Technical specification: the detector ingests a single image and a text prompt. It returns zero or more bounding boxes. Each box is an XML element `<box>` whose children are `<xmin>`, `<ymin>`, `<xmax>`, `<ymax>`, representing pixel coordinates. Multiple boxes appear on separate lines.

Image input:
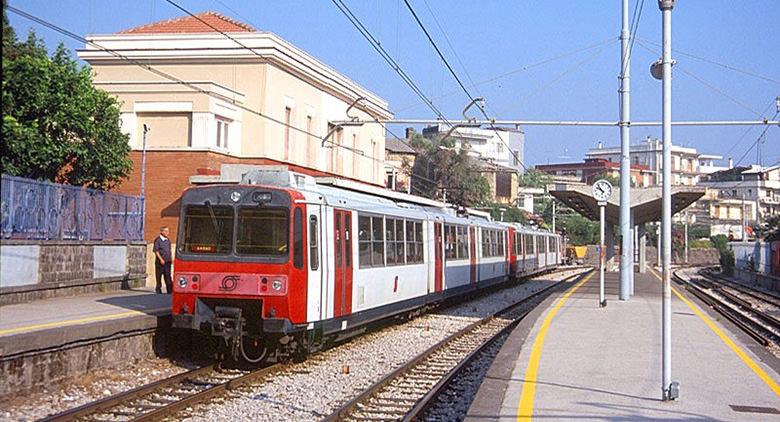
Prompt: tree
<box><xmin>406</xmin><ymin>134</ymin><xmax>491</xmax><ymax>207</ymax></box>
<box><xmin>2</xmin><ymin>5</ymin><xmax>132</xmax><ymax>189</ymax></box>
<box><xmin>486</xmin><ymin>203</ymin><xmax>528</xmax><ymax>223</ymax></box>
<box><xmin>518</xmin><ymin>168</ymin><xmax>552</xmax><ymax>188</ymax></box>
<box><xmin>558</xmin><ymin>214</ymin><xmax>598</xmax><ymax>245</ymax></box>
<box><xmin>758</xmin><ymin>215</ymin><xmax>780</xmax><ymax>242</ymax></box>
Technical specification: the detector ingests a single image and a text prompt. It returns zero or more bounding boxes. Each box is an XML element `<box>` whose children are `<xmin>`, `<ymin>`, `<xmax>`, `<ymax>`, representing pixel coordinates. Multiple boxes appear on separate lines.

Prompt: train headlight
<box><xmin>178</xmin><ymin>276</ymin><xmax>188</xmax><ymax>288</ymax></box>
<box><xmin>272</xmin><ymin>279</ymin><xmax>283</xmax><ymax>291</ymax></box>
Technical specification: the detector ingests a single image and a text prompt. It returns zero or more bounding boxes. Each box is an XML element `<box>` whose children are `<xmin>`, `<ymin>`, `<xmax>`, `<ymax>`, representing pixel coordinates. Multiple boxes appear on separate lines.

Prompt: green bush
<box><xmin>689</xmin><ymin>239</ymin><xmax>712</xmax><ymax>249</ymax></box>
<box><xmin>710</xmin><ymin>234</ymin><xmax>734</xmax><ymax>275</ymax></box>
<box><xmin>720</xmin><ymin>249</ymin><xmax>735</xmax><ymax>276</ymax></box>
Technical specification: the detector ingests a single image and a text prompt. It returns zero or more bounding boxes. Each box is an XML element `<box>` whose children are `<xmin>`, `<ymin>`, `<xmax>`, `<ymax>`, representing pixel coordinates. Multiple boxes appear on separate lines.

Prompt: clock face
<box><xmin>592</xmin><ymin>180</ymin><xmax>613</xmax><ymax>201</ymax></box>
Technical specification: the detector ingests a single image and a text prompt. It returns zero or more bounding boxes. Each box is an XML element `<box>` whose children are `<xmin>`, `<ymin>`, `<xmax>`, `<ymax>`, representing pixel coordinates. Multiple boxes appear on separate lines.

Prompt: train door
<box><xmin>507</xmin><ymin>229</ymin><xmax>515</xmax><ymax>276</ymax></box>
<box><xmin>469</xmin><ymin>227</ymin><xmax>477</xmax><ymax>283</ymax></box>
<box><xmin>505</xmin><ymin>231</ymin><xmax>511</xmax><ymax>276</ymax></box>
<box><xmin>333</xmin><ymin>209</ymin><xmax>353</xmax><ymax>318</ymax></box>
<box><xmin>307</xmin><ymin>205</ymin><xmax>324</xmax><ymax>322</ymax></box>
<box><xmin>521</xmin><ymin>233</ymin><xmax>526</xmax><ymax>273</ymax></box>
<box><xmin>434</xmin><ymin>222</ymin><xmax>443</xmax><ymax>292</ymax></box>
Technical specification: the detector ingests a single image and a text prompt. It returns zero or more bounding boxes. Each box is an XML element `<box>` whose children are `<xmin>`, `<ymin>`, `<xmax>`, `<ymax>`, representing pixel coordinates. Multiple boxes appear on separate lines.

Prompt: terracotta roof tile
<box><xmin>119</xmin><ymin>11</ymin><xmax>255</xmax><ymax>34</ymax></box>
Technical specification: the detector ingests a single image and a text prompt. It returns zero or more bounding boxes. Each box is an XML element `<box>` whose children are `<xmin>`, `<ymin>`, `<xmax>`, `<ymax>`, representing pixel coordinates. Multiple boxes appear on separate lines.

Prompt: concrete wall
<box><xmin>730</xmin><ymin>241</ymin><xmax>778</xmax><ymax>275</ymax></box>
<box><xmin>0</xmin><ymin>241</ymin><xmax>147</xmax><ymax>305</ymax></box>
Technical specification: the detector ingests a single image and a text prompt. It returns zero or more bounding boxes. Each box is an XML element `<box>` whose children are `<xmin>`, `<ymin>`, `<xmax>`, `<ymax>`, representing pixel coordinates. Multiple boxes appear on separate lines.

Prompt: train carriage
<box><xmin>171</xmin><ymin>167</ymin><xmax>561</xmax><ymax>361</ymax></box>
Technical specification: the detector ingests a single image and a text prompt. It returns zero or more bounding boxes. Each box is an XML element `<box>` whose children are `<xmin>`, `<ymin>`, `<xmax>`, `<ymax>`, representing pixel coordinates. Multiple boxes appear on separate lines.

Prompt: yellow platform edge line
<box><xmin>516</xmin><ymin>272</ymin><xmax>594</xmax><ymax>421</ymax></box>
<box><xmin>650</xmin><ymin>268</ymin><xmax>780</xmax><ymax>398</ymax></box>
<box><xmin>0</xmin><ymin>306</ymin><xmax>170</xmax><ymax>336</ymax></box>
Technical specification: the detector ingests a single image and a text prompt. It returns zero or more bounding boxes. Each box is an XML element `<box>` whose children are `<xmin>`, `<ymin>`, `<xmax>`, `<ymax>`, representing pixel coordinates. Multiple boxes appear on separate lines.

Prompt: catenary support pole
<box><xmin>619</xmin><ymin>0</ymin><xmax>632</xmax><ymax>301</ymax></box>
<box><xmin>659</xmin><ymin>0</ymin><xmax>677</xmax><ymax>401</ymax></box>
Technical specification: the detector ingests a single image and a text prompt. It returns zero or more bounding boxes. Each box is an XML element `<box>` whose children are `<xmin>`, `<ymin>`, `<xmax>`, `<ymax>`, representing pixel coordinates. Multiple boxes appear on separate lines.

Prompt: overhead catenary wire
<box><xmin>636</xmin><ymin>37</ymin><xmax>780</xmax><ymax>86</ymax></box>
<box><xmin>329</xmin><ymin>0</ymin><xmax>452</xmax><ymax>127</ymax></box>
<box><xmin>393</xmin><ymin>37</ymin><xmax>618</xmax><ymax>113</ymax></box>
<box><xmin>165</xmin><ymin>0</ymin><xmax>444</xmax><ymax>191</ymax></box>
<box><xmin>6</xmin><ymin>4</ymin><xmax>446</xmax><ymax>192</ymax></box>
<box><xmin>400</xmin><ymin>0</ymin><xmax>529</xmax><ymax>171</ymax></box>
<box><xmin>634</xmin><ymin>40</ymin><xmax>765</xmax><ymax>117</ymax></box>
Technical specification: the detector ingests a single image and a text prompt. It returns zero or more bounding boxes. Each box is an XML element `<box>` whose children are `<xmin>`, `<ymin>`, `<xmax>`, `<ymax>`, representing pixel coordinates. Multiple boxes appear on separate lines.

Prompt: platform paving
<box><xmin>469</xmin><ymin>270</ymin><xmax>780</xmax><ymax>421</ymax></box>
<box><xmin>0</xmin><ymin>287</ymin><xmax>170</xmax><ymax>356</ymax></box>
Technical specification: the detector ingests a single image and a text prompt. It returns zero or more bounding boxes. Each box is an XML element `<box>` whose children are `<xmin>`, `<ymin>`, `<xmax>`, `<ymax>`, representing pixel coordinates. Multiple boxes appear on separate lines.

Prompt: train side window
<box><xmin>293</xmin><ymin>208</ymin><xmax>303</xmax><ymax>269</ymax></box>
<box><xmin>372</xmin><ymin>216</ymin><xmax>385</xmax><ymax>266</ymax></box>
<box><xmin>345</xmin><ymin>214</ymin><xmax>352</xmax><ymax>267</ymax></box>
<box><xmin>405</xmin><ymin>220</ymin><xmax>423</xmax><ymax>264</ymax></box>
<box><xmin>457</xmin><ymin>226</ymin><xmax>468</xmax><ymax>259</ymax></box>
<box><xmin>358</xmin><ymin>216</ymin><xmax>371</xmax><ymax>267</ymax></box>
<box><xmin>309</xmin><ymin>215</ymin><xmax>319</xmax><ymax>271</ymax></box>
<box><xmin>445</xmin><ymin>225</ymin><xmax>457</xmax><ymax>259</ymax></box>
<box><xmin>386</xmin><ymin>218</ymin><xmax>398</xmax><ymax>265</ymax></box>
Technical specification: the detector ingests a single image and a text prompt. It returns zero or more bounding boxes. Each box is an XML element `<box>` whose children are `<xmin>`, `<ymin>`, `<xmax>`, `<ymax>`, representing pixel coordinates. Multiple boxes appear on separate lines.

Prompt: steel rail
<box><xmin>41</xmin><ymin>267</ymin><xmax>584</xmax><ymax>422</ymax></box>
<box><xmin>324</xmin><ymin>269</ymin><xmax>592</xmax><ymax>422</ymax></box>
<box><xmin>699</xmin><ymin>268</ymin><xmax>780</xmax><ymax>308</ymax></box>
<box><xmin>404</xmin><ymin>270</ymin><xmax>588</xmax><ymax>421</ymax></box>
<box><xmin>673</xmin><ymin>270</ymin><xmax>779</xmax><ymax>348</ymax></box>
<box><xmin>41</xmin><ymin>363</ymin><xmax>282</xmax><ymax>422</ymax></box>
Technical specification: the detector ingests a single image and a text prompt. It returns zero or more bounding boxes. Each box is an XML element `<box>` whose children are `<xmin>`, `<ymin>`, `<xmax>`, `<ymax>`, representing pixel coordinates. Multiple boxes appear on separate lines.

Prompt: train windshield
<box><xmin>180</xmin><ymin>205</ymin><xmax>234</xmax><ymax>254</ymax></box>
<box><xmin>236</xmin><ymin>208</ymin><xmax>290</xmax><ymax>257</ymax></box>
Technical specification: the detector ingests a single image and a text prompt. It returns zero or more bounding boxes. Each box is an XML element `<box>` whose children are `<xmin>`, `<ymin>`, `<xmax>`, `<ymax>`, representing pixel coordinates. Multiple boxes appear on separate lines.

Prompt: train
<box><xmin>171</xmin><ymin>167</ymin><xmax>563</xmax><ymax>362</ymax></box>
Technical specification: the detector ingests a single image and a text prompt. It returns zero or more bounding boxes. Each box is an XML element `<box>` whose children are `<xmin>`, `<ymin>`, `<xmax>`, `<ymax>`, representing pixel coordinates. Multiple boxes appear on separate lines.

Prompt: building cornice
<box><xmin>77</xmin><ymin>32</ymin><xmax>393</xmax><ymax>120</ymax></box>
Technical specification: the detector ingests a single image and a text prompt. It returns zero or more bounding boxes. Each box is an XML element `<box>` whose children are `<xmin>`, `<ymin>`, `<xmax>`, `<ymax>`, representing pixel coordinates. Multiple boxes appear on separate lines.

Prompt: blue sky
<box><xmin>8</xmin><ymin>0</ymin><xmax>779</xmax><ymax>167</ymax></box>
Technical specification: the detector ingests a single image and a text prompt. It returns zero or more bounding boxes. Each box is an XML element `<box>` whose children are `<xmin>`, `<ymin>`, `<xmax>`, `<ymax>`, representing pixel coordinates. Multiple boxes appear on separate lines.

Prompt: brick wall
<box><xmin>116</xmin><ymin>150</ymin><xmax>364</xmax><ymax>242</ymax></box>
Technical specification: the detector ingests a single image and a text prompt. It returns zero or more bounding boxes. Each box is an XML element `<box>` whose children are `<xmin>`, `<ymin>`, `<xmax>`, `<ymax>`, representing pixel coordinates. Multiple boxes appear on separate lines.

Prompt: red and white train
<box><xmin>171</xmin><ymin>168</ymin><xmax>562</xmax><ymax>361</ymax></box>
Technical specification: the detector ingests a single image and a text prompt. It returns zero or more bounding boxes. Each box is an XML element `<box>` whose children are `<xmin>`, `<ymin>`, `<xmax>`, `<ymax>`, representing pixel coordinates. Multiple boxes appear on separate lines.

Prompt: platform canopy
<box><xmin>549</xmin><ymin>183</ymin><xmax>705</xmax><ymax>225</ymax></box>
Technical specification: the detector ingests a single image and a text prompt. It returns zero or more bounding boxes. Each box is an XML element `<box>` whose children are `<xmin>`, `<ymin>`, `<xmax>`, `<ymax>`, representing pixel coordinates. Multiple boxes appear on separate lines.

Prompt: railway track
<box><xmin>673</xmin><ymin>269</ymin><xmax>780</xmax><ymax>348</ymax></box>
<box><xmin>325</xmin><ymin>270</ymin><xmax>590</xmax><ymax>422</ymax></box>
<box><xmin>41</xmin><ymin>363</ymin><xmax>281</xmax><ymax>422</ymax></box>
<box><xmin>41</xmin><ymin>267</ymin><xmax>586</xmax><ymax>422</ymax></box>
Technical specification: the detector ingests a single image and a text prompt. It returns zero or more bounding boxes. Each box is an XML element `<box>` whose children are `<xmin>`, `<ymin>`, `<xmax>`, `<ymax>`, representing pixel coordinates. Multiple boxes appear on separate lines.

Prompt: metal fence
<box><xmin>1</xmin><ymin>174</ymin><xmax>144</xmax><ymax>241</ymax></box>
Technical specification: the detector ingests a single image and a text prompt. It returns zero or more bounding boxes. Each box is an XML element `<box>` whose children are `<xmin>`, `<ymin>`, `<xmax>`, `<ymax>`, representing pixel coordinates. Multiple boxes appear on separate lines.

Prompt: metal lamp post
<box><xmin>653</xmin><ymin>0</ymin><xmax>680</xmax><ymax>401</ymax></box>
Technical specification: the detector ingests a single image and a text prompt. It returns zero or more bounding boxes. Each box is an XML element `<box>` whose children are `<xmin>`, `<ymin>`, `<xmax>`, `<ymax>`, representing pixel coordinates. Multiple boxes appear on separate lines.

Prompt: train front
<box><xmin>171</xmin><ymin>184</ymin><xmax>308</xmax><ymax>362</ymax></box>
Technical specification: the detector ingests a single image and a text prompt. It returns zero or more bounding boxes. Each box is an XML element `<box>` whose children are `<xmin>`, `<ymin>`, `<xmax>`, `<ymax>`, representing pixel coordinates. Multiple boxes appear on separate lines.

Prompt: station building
<box><xmin>77</xmin><ymin>11</ymin><xmax>393</xmax><ymax>243</ymax></box>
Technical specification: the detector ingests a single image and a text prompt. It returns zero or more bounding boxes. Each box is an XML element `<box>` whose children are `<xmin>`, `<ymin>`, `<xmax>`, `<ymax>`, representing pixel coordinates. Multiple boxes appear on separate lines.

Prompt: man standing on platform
<box><xmin>153</xmin><ymin>226</ymin><xmax>173</xmax><ymax>294</ymax></box>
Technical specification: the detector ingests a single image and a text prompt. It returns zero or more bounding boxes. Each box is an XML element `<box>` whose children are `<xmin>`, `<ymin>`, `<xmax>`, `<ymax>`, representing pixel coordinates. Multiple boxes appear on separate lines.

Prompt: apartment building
<box><xmin>536</xmin><ymin>158</ymin><xmax>655</xmax><ymax>187</ymax></box>
<box><xmin>421</xmin><ymin>124</ymin><xmax>525</xmax><ymax>173</ymax></box>
<box><xmin>585</xmin><ymin>137</ymin><xmax>723</xmax><ymax>186</ymax></box>
<box><xmin>77</xmin><ymin>11</ymin><xmax>392</xmax><ymax>240</ymax></box>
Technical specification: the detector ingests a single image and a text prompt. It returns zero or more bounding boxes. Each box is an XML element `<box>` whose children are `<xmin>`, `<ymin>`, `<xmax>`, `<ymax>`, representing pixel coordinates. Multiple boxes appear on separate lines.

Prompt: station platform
<box><xmin>0</xmin><ymin>288</ymin><xmax>170</xmax><ymax>358</ymax></box>
<box><xmin>469</xmin><ymin>270</ymin><xmax>780</xmax><ymax>421</ymax></box>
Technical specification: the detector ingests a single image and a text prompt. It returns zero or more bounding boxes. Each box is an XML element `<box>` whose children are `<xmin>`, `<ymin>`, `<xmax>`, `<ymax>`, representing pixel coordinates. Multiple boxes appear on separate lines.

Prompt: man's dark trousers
<box><xmin>155</xmin><ymin>261</ymin><xmax>172</xmax><ymax>294</ymax></box>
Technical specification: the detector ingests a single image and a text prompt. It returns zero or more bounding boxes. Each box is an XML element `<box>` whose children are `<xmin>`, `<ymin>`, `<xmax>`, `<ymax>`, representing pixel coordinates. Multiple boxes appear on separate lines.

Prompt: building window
<box><xmin>284</xmin><ymin>107</ymin><xmax>292</xmax><ymax>160</ymax></box>
<box><xmin>216</xmin><ymin>118</ymin><xmax>230</xmax><ymax>148</ymax></box>
<box><xmin>352</xmin><ymin>133</ymin><xmax>359</xmax><ymax>177</ymax></box>
<box><xmin>306</xmin><ymin>115</ymin><xmax>314</xmax><ymax>165</ymax></box>
<box><xmin>358</xmin><ymin>215</ymin><xmax>384</xmax><ymax>268</ymax></box>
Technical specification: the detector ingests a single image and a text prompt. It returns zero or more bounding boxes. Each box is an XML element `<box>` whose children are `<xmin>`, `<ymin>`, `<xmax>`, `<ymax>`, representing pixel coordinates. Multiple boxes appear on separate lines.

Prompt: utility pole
<box><xmin>619</xmin><ymin>0</ymin><xmax>632</xmax><ymax>301</ymax></box>
<box><xmin>684</xmin><ymin>210</ymin><xmax>689</xmax><ymax>264</ymax></box>
<box><xmin>658</xmin><ymin>0</ymin><xmax>679</xmax><ymax>401</ymax></box>
<box><xmin>139</xmin><ymin>124</ymin><xmax>150</xmax><ymax>238</ymax></box>
<box><xmin>552</xmin><ymin>199</ymin><xmax>556</xmax><ymax>233</ymax></box>
<box><xmin>140</xmin><ymin>124</ymin><xmax>149</xmax><ymax>198</ymax></box>
<box><xmin>742</xmin><ymin>193</ymin><xmax>747</xmax><ymax>241</ymax></box>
